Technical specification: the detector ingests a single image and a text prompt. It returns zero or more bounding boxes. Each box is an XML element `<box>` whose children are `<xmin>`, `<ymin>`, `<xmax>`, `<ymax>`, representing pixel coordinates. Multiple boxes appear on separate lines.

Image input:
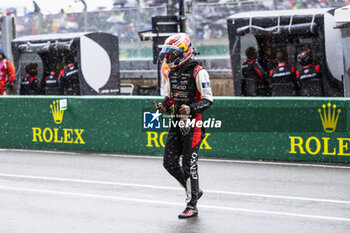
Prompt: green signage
<box><xmin>0</xmin><ymin>96</ymin><xmax>349</xmax><ymax>164</ymax></box>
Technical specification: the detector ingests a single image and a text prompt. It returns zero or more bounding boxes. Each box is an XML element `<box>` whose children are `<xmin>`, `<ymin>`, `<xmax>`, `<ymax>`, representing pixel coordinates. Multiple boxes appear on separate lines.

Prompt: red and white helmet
<box><xmin>160</xmin><ymin>33</ymin><xmax>194</xmax><ymax>69</ymax></box>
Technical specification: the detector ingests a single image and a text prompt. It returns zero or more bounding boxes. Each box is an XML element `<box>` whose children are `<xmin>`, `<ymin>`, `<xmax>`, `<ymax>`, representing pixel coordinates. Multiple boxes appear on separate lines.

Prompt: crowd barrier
<box><xmin>1</xmin><ymin>96</ymin><xmax>349</xmax><ymax>164</ymax></box>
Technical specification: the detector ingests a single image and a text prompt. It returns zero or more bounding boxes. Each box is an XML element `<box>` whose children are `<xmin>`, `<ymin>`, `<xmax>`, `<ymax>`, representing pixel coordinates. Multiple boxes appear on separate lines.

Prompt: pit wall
<box><xmin>1</xmin><ymin>96</ymin><xmax>349</xmax><ymax>164</ymax></box>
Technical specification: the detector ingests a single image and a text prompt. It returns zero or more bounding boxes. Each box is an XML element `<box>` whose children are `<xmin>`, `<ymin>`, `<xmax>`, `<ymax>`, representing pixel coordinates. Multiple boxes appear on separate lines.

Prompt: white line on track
<box><xmin>0</xmin><ymin>185</ymin><xmax>349</xmax><ymax>222</ymax></box>
<box><xmin>1</xmin><ymin>148</ymin><xmax>350</xmax><ymax>169</ymax></box>
<box><xmin>1</xmin><ymin>172</ymin><xmax>349</xmax><ymax>205</ymax></box>
<box><xmin>98</xmin><ymin>153</ymin><xmax>350</xmax><ymax>169</ymax></box>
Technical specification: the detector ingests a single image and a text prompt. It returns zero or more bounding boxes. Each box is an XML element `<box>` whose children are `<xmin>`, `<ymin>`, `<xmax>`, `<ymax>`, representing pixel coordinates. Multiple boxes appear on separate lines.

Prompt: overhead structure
<box><xmin>12</xmin><ymin>32</ymin><xmax>120</xmax><ymax>95</ymax></box>
<box><xmin>227</xmin><ymin>8</ymin><xmax>345</xmax><ymax>96</ymax></box>
<box><xmin>334</xmin><ymin>5</ymin><xmax>350</xmax><ymax>97</ymax></box>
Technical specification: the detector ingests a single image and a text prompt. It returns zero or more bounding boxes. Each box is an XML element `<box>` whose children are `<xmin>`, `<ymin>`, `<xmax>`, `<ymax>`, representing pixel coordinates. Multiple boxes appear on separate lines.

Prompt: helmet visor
<box><xmin>160</xmin><ymin>45</ymin><xmax>182</xmax><ymax>55</ymax></box>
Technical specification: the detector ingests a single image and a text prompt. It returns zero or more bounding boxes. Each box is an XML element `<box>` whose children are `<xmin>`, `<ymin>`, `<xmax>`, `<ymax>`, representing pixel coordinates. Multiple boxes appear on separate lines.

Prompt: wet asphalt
<box><xmin>0</xmin><ymin>150</ymin><xmax>349</xmax><ymax>233</ymax></box>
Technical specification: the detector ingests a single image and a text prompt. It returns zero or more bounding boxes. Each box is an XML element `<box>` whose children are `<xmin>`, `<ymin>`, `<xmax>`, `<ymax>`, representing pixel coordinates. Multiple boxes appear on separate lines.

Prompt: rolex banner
<box><xmin>0</xmin><ymin>96</ymin><xmax>349</xmax><ymax>164</ymax></box>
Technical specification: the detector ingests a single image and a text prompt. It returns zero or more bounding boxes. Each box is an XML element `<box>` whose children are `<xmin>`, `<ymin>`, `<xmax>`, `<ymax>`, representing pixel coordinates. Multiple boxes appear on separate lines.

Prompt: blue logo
<box><xmin>202</xmin><ymin>82</ymin><xmax>211</xmax><ymax>88</ymax></box>
<box><xmin>143</xmin><ymin>111</ymin><xmax>162</xmax><ymax>129</ymax></box>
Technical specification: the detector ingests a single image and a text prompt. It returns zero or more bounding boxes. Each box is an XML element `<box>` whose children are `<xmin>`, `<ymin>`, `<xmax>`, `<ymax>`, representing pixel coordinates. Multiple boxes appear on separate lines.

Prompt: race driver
<box><xmin>156</xmin><ymin>33</ymin><xmax>213</xmax><ymax>219</ymax></box>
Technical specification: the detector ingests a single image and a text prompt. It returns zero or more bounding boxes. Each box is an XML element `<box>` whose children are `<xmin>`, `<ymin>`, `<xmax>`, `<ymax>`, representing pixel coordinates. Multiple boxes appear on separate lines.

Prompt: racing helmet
<box><xmin>297</xmin><ymin>49</ymin><xmax>312</xmax><ymax>66</ymax></box>
<box><xmin>160</xmin><ymin>33</ymin><xmax>194</xmax><ymax>69</ymax></box>
<box><xmin>25</xmin><ymin>63</ymin><xmax>38</xmax><ymax>76</ymax></box>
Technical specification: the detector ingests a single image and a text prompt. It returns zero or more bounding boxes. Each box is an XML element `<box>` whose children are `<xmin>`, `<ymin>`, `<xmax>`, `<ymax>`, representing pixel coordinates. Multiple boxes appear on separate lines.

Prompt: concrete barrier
<box><xmin>1</xmin><ymin>96</ymin><xmax>349</xmax><ymax>164</ymax></box>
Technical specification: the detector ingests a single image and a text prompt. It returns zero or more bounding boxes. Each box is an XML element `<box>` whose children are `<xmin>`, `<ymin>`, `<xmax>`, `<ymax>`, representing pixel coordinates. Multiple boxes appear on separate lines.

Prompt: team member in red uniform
<box><xmin>269</xmin><ymin>50</ymin><xmax>298</xmax><ymax>92</ymax></box>
<box><xmin>43</xmin><ymin>71</ymin><xmax>61</xmax><ymax>95</ymax></box>
<box><xmin>242</xmin><ymin>46</ymin><xmax>268</xmax><ymax>96</ymax></box>
<box><xmin>156</xmin><ymin>33</ymin><xmax>213</xmax><ymax>219</ymax></box>
<box><xmin>296</xmin><ymin>49</ymin><xmax>322</xmax><ymax>95</ymax></box>
<box><xmin>43</xmin><ymin>63</ymin><xmax>64</xmax><ymax>95</ymax></box>
<box><xmin>60</xmin><ymin>55</ymin><xmax>80</xmax><ymax>95</ymax></box>
<box><xmin>296</xmin><ymin>49</ymin><xmax>320</xmax><ymax>80</ymax></box>
<box><xmin>20</xmin><ymin>63</ymin><xmax>41</xmax><ymax>95</ymax></box>
<box><xmin>0</xmin><ymin>48</ymin><xmax>16</xmax><ymax>95</ymax></box>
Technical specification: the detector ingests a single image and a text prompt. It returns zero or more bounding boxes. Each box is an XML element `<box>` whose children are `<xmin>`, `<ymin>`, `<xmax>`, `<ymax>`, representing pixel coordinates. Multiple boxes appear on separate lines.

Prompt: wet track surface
<box><xmin>0</xmin><ymin>150</ymin><xmax>349</xmax><ymax>233</ymax></box>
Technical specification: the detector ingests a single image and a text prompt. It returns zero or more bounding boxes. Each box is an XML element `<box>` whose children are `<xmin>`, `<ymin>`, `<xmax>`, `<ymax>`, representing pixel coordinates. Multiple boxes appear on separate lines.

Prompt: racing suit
<box><xmin>161</xmin><ymin>59</ymin><xmax>213</xmax><ymax>207</ymax></box>
<box><xmin>242</xmin><ymin>58</ymin><xmax>268</xmax><ymax>96</ymax></box>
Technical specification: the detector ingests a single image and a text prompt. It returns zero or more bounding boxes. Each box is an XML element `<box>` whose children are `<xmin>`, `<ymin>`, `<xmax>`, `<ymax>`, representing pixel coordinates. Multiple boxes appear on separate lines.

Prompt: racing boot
<box><xmin>178</xmin><ymin>205</ymin><xmax>198</xmax><ymax>219</ymax></box>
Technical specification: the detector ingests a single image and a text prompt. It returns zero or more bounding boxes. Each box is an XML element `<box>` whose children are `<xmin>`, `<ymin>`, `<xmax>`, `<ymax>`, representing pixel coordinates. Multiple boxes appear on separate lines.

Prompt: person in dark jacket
<box><xmin>60</xmin><ymin>55</ymin><xmax>80</xmax><ymax>95</ymax></box>
<box><xmin>296</xmin><ymin>49</ymin><xmax>322</xmax><ymax>96</ymax></box>
<box><xmin>242</xmin><ymin>46</ymin><xmax>268</xmax><ymax>96</ymax></box>
<box><xmin>296</xmin><ymin>49</ymin><xmax>320</xmax><ymax>80</ymax></box>
<box><xmin>20</xmin><ymin>63</ymin><xmax>41</xmax><ymax>95</ymax></box>
<box><xmin>43</xmin><ymin>62</ymin><xmax>64</xmax><ymax>95</ymax></box>
<box><xmin>269</xmin><ymin>49</ymin><xmax>298</xmax><ymax>94</ymax></box>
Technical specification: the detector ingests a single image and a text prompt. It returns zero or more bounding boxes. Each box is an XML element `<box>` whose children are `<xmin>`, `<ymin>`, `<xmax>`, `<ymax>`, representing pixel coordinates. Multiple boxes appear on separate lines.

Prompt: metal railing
<box><xmin>12</xmin><ymin>2</ymin><xmax>269</xmax><ymax>59</ymax></box>
<box><xmin>15</xmin><ymin>5</ymin><xmax>167</xmax><ymax>42</ymax></box>
<box><xmin>10</xmin><ymin>0</ymin><xmax>342</xmax><ymax>59</ymax></box>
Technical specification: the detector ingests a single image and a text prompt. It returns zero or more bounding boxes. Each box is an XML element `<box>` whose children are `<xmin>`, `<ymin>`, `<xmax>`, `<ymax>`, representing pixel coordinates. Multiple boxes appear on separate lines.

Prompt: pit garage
<box><xmin>11</xmin><ymin>32</ymin><xmax>121</xmax><ymax>95</ymax></box>
<box><xmin>227</xmin><ymin>8</ymin><xmax>345</xmax><ymax>96</ymax></box>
